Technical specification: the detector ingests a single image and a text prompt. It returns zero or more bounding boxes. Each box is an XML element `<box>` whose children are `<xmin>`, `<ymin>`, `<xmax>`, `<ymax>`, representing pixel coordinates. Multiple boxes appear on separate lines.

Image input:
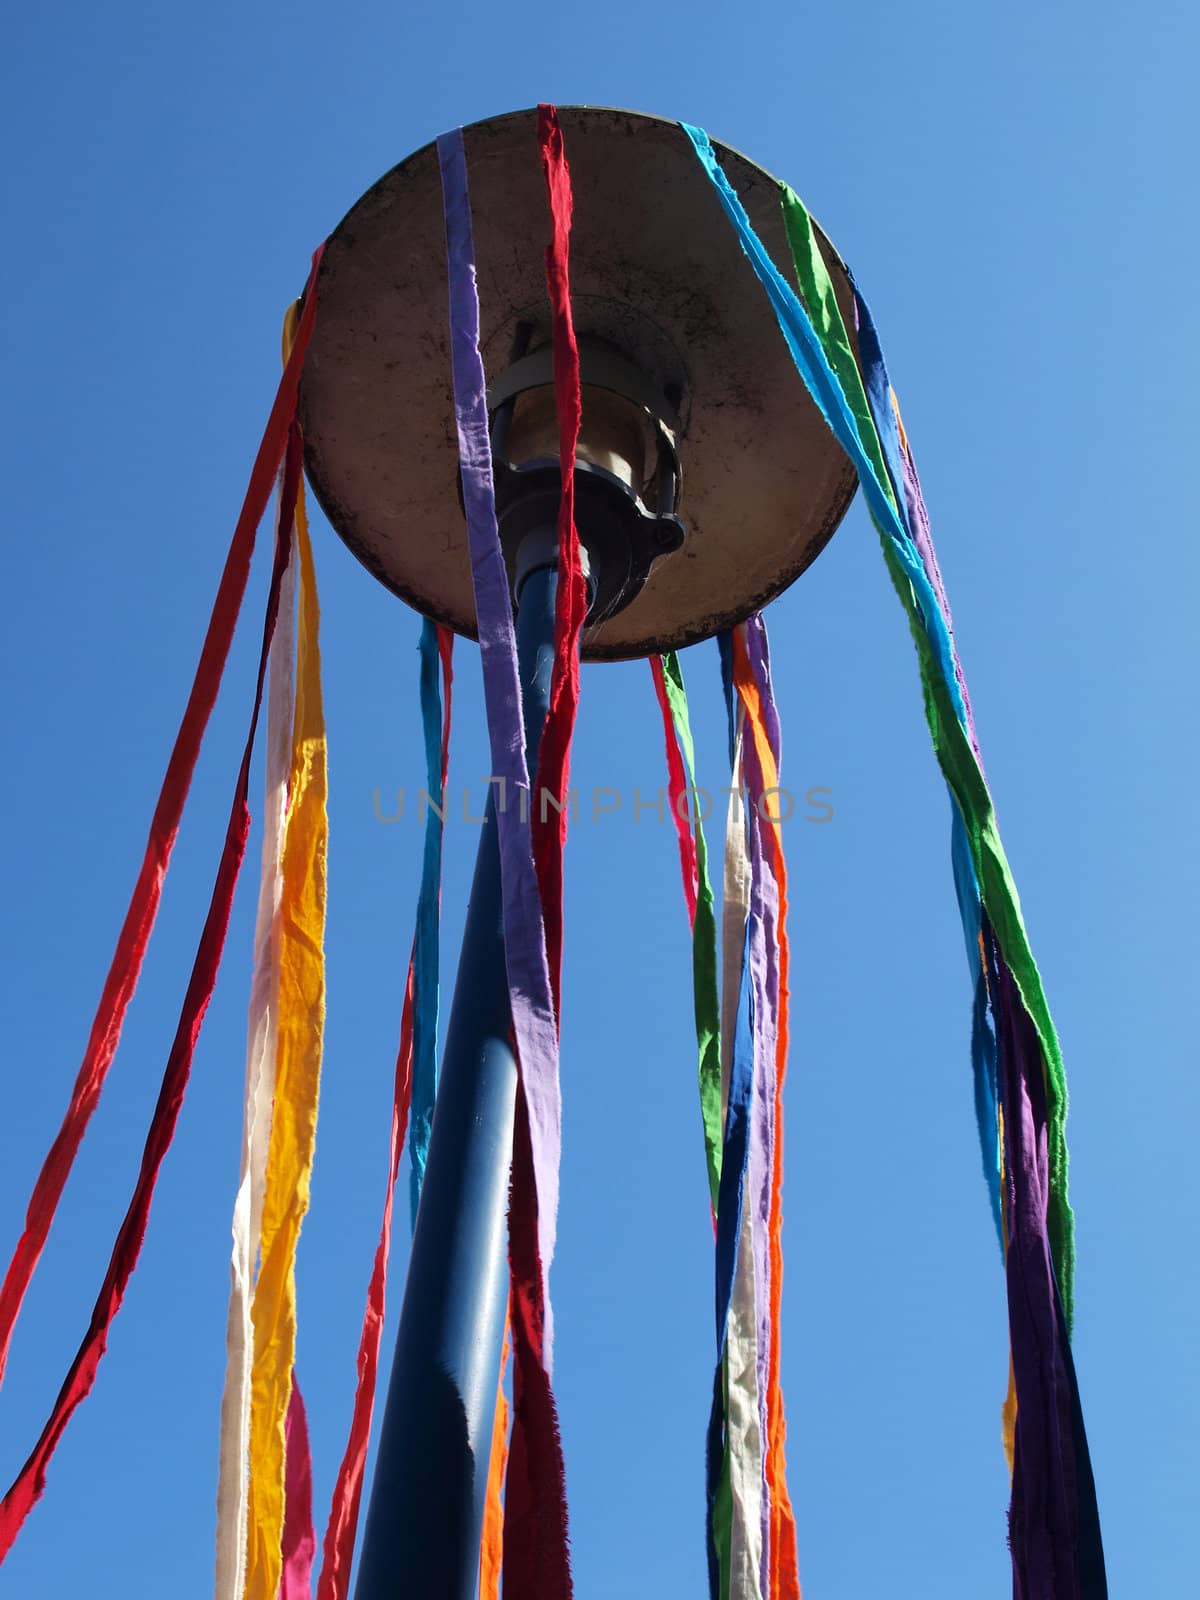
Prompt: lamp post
<box><xmin>352</xmin><ymin>555</ymin><xmax>557</xmax><ymax>1600</ymax></box>
<box><xmin>297</xmin><ymin>105</ymin><xmax>862</xmax><ymax>1599</ymax></box>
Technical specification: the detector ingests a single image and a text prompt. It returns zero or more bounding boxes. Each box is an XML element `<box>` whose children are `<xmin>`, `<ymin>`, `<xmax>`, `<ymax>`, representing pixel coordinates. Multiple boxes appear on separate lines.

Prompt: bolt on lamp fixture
<box><xmin>490</xmin><ymin>335</ymin><xmax>686</xmax><ymax>622</ymax></box>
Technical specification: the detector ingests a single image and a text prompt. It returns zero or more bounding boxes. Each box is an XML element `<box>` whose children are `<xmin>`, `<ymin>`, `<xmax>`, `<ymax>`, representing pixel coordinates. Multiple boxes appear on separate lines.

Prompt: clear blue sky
<box><xmin>1</xmin><ymin>4</ymin><xmax>1195</xmax><ymax>1595</ymax></box>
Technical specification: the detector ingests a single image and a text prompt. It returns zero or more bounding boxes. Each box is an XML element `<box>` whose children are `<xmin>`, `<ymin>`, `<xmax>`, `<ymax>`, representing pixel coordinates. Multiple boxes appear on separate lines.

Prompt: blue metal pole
<box><xmin>353</xmin><ymin>556</ymin><xmax>559</xmax><ymax>1600</ymax></box>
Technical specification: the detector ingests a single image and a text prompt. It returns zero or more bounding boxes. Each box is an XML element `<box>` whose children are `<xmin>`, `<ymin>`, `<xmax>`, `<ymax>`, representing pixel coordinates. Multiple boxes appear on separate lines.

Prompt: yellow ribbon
<box><xmin>242</xmin><ymin>305</ymin><xmax>329</xmax><ymax>1600</ymax></box>
<box><xmin>214</xmin><ymin>445</ymin><xmax>297</xmax><ymax>1600</ymax></box>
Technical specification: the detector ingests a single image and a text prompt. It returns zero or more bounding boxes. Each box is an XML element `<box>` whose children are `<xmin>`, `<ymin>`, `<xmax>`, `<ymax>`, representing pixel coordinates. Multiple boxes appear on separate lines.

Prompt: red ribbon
<box><xmin>650</xmin><ymin>656</ymin><xmax>699</xmax><ymax>926</ymax></box>
<box><xmin>501</xmin><ymin>103</ymin><xmax>584</xmax><ymax>1600</ymax></box>
<box><xmin>503</xmin><ymin>1086</ymin><xmax>571</xmax><ymax>1600</ymax></box>
<box><xmin>0</xmin><ymin>417</ymin><xmax>308</xmax><ymax>1560</ymax></box>
<box><xmin>530</xmin><ymin>101</ymin><xmax>586</xmax><ymax>1019</ymax></box>
<box><xmin>0</xmin><ymin>250</ymin><xmax>323</xmax><ymax>1399</ymax></box>
<box><xmin>280</xmin><ymin>1378</ymin><xmax>317</xmax><ymax>1600</ymax></box>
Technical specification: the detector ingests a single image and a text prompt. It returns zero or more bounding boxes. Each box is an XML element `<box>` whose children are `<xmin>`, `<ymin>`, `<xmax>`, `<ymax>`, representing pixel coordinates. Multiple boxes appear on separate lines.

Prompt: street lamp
<box><xmin>299</xmin><ymin>105</ymin><xmax>861</xmax><ymax>1600</ymax></box>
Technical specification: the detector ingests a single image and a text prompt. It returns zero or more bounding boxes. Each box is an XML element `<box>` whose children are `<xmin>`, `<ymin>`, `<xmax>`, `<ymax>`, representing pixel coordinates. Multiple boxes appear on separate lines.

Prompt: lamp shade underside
<box><xmin>299</xmin><ymin>105</ymin><xmax>861</xmax><ymax>660</ymax></box>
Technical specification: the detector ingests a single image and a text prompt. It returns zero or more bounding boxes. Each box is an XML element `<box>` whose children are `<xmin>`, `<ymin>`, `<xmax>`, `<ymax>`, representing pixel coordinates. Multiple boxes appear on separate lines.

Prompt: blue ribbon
<box><xmin>685</xmin><ymin>122</ymin><xmax>1003</xmax><ymax>1240</ymax></box>
<box><xmin>409</xmin><ymin>617</ymin><xmax>447</xmax><ymax>1222</ymax></box>
<box><xmin>681</xmin><ymin>124</ymin><xmax>968</xmax><ymax>735</ymax></box>
<box><xmin>852</xmin><ymin>281</ymin><xmax>1002</xmax><ymax>1243</ymax></box>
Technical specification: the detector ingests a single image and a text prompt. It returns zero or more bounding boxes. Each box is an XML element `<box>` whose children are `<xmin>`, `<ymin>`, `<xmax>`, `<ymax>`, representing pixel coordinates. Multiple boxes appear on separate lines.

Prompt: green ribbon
<box><xmin>777</xmin><ymin>184</ymin><xmax>1075</xmax><ymax>1319</ymax></box>
<box><xmin>659</xmin><ymin>649</ymin><xmax>723</xmax><ymax>1210</ymax></box>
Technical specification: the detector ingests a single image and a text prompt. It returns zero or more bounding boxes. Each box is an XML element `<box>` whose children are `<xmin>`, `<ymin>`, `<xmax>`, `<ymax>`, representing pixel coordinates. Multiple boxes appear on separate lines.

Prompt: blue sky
<box><xmin>1</xmin><ymin>3</ymin><xmax>1196</xmax><ymax>1595</ymax></box>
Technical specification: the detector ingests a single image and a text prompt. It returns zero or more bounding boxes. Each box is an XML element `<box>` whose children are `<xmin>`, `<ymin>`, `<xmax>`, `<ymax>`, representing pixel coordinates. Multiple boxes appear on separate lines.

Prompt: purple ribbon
<box><xmin>437</xmin><ymin>127</ymin><xmax>563</xmax><ymax>1361</ymax></box>
<box><xmin>741</xmin><ymin>615</ymin><xmax>785</xmax><ymax>1590</ymax></box>
<box><xmin>745</xmin><ymin>752</ymin><xmax>777</xmax><ymax>1591</ymax></box>
<box><xmin>989</xmin><ymin>933</ymin><xmax>1106</xmax><ymax>1596</ymax></box>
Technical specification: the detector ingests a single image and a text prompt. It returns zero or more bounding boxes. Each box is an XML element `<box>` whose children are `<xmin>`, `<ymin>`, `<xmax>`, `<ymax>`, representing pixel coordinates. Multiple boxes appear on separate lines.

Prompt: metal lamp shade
<box><xmin>299</xmin><ymin>105</ymin><xmax>860</xmax><ymax>661</ymax></box>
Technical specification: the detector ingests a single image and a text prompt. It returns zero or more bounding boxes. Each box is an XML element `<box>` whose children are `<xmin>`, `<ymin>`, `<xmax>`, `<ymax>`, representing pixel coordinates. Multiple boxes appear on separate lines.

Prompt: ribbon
<box><xmin>437</xmin><ymin>120</ymin><xmax>570</xmax><ymax>1600</ymax></box>
<box><xmin>841</xmin><ymin>270</ymin><xmax>1002</xmax><ymax>1241</ymax></box>
<box><xmin>652</xmin><ymin>655</ymin><xmax>699</xmax><ymax>924</ymax></box>
<box><xmin>784</xmin><ymin>171</ymin><xmax>1104</xmax><ymax>1582</ymax></box>
<box><xmin>243</xmin><ymin>423</ymin><xmax>329</xmax><ymax>1600</ymax></box>
<box><xmin>687</xmin><ymin>124</ymin><xmax>1073</xmax><ymax>1314</ymax></box>
<box><xmin>723</xmin><ymin>687</ymin><xmax>765</xmax><ymax>1600</ymax></box>
<box><xmin>505</xmin><ymin>100</ymin><xmax>587</xmax><ymax>1600</ymax></box>
<box><xmin>409</xmin><ymin>620</ymin><xmax>453</xmax><ymax>1219</ymax></box>
<box><xmin>436</xmin><ymin>118</ymin><xmax>560</xmax><ymax>1358</ymax></box>
<box><xmin>732</xmin><ymin>622</ymin><xmax>800</xmax><ymax>1600</ymax></box>
<box><xmin>479</xmin><ymin>1318</ymin><xmax>511</xmax><ymax>1600</ymax></box>
<box><xmin>686</xmin><ymin>121</ymin><xmax>1073</xmax><ymax>1285</ymax></box>
<box><xmin>988</xmin><ymin>932</ymin><xmax>1107</xmax><ymax>1596</ymax></box>
<box><xmin>313</xmin><ymin>623</ymin><xmax>452</xmax><ymax>1600</ymax></box>
<box><xmin>530</xmin><ymin>100</ymin><xmax>587</xmax><ymax>1019</ymax></box>
<box><xmin>653</xmin><ymin>644</ymin><xmax>766</xmax><ymax>1597</ymax></box>
<box><xmin>0</xmin><ymin>427</ymin><xmax>303</xmax><ymax>1562</ymax></box>
<box><xmin>691</xmin><ymin>621</ymin><xmax>799</xmax><ymax>1600</ymax></box>
<box><xmin>775</xmin><ymin>184</ymin><xmax>1105</xmax><ymax>1579</ymax></box>
<box><xmin>718</xmin><ymin>643</ymin><xmax>750</xmax><ymax>1139</ymax></box>
<box><xmin>0</xmin><ymin>252</ymin><xmax>322</xmax><ymax>1396</ymax></box>
<box><xmin>279</xmin><ymin>1379</ymin><xmax>316</xmax><ymax>1600</ymax></box>
<box><xmin>687</xmin><ymin>133</ymin><xmax>1104</xmax><ymax>1584</ymax></box>
<box><xmin>215</xmin><ymin>419</ymin><xmax>300</xmax><ymax>1600</ymax></box>
<box><xmin>652</xmin><ymin>652</ymin><xmax>722</xmax><ymax>1211</ymax></box>
<box><xmin>708</xmin><ymin>923</ymin><xmax>755</xmax><ymax>1600</ymax></box>
<box><xmin>706</xmin><ymin>628</ymin><xmax>768</xmax><ymax>1600</ymax></box>
<box><xmin>886</xmin><ymin>389</ymin><xmax>1001</xmax><ymax>1238</ymax></box>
